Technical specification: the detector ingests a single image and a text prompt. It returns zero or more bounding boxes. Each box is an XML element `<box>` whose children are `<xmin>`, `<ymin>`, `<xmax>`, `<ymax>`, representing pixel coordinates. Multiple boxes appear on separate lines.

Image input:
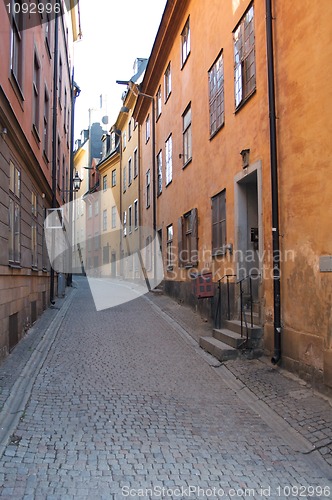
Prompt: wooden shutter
<box><xmin>212</xmin><ymin>196</ymin><xmax>218</xmax><ymax>255</ymax></box>
<box><xmin>190</xmin><ymin>208</ymin><xmax>198</xmax><ymax>265</ymax></box>
<box><xmin>178</xmin><ymin>216</ymin><xmax>184</xmax><ymax>267</ymax></box>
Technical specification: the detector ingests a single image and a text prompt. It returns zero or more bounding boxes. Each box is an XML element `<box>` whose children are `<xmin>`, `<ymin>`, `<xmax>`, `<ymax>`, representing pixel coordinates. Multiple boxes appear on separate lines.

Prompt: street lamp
<box><xmin>73</xmin><ymin>171</ymin><xmax>82</xmax><ymax>191</ymax></box>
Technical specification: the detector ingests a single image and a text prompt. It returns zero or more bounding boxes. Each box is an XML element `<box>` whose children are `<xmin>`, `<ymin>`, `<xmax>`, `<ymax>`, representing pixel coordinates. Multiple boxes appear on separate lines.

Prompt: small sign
<box><xmin>192</xmin><ymin>272</ymin><xmax>214</xmax><ymax>299</ymax></box>
<box><xmin>319</xmin><ymin>256</ymin><xmax>332</xmax><ymax>272</ymax></box>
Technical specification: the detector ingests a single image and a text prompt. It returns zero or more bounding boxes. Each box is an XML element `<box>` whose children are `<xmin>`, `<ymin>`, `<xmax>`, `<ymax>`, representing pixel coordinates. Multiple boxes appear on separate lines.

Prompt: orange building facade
<box><xmin>134</xmin><ymin>0</ymin><xmax>332</xmax><ymax>390</ymax></box>
<box><xmin>0</xmin><ymin>2</ymin><xmax>80</xmax><ymax>357</ymax></box>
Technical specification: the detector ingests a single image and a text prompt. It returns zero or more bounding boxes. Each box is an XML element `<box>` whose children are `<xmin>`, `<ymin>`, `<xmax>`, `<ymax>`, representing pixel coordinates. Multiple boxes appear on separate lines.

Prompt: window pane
<box><xmin>233</xmin><ymin>5</ymin><xmax>255</xmax><ymax>107</ymax></box>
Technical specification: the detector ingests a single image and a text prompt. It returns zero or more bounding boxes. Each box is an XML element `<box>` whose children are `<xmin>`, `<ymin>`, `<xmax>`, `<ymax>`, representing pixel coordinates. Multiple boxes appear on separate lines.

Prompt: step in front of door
<box><xmin>199</xmin><ymin>336</ymin><xmax>238</xmax><ymax>362</ymax></box>
<box><xmin>213</xmin><ymin>328</ymin><xmax>247</xmax><ymax>349</ymax></box>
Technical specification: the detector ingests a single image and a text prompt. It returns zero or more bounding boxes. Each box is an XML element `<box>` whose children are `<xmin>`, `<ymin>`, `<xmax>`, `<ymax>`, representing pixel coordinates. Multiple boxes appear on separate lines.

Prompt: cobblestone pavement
<box><xmin>147</xmin><ymin>291</ymin><xmax>332</xmax><ymax>470</ymax></box>
<box><xmin>0</xmin><ymin>277</ymin><xmax>331</xmax><ymax>499</ymax></box>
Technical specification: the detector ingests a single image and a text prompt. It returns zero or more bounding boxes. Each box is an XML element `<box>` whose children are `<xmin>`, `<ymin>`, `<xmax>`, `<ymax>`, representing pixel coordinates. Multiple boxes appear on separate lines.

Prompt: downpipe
<box><xmin>266</xmin><ymin>0</ymin><xmax>282</xmax><ymax>364</ymax></box>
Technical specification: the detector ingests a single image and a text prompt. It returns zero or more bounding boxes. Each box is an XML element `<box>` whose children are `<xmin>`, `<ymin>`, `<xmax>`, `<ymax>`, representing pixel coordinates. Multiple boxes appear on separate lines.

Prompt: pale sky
<box><xmin>73</xmin><ymin>0</ymin><xmax>166</xmax><ymax>139</ymax></box>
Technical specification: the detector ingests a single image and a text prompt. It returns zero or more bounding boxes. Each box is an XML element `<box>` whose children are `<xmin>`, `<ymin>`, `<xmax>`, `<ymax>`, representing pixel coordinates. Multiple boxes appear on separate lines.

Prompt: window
<box><xmin>157</xmin><ymin>150</ymin><xmax>162</xmax><ymax>196</ymax></box>
<box><xmin>164</xmin><ymin>63</ymin><xmax>171</xmax><ymax>101</ymax></box>
<box><xmin>94</xmin><ymin>232</ymin><xmax>100</xmax><ymax>250</ymax></box>
<box><xmin>156</xmin><ymin>86</ymin><xmax>162</xmax><ymax>117</ymax></box>
<box><xmin>62</xmin><ymin>155</ymin><xmax>65</xmax><ymax>200</ymax></box>
<box><xmin>65</xmin><ymin>169</ymin><xmax>68</xmax><ymax>202</ymax></box>
<box><xmin>112</xmin><ymin>169</ymin><xmax>116</xmax><ymax>187</ymax></box>
<box><xmin>128</xmin><ymin>119</ymin><xmax>132</xmax><ymax>140</ymax></box>
<box><xmin>181</xmin><ymin>17</ymin><xmax>191</xmax><ymax>66</ymax></box>
<box><xmin>88</xmin><ymin>204</ymin><xmax>92</xmax><ymax>219</ymax></box>
<box><xmin>57</xmin><ymin>137</ymin><xmax>60</xmax><ymax>189</ymax></box>
<box><xmin>134</xmin><ymin>199</ymin><xmax>138</xmax><ymax>229</ymax></box>
<box><xmin>123</xmin><ymin>131</ymin><xmax>127</xmax><ymax>149</ymax></box>
<box><xmin>59</xmin><ymin>57</ymin><xmax>62</xmax><ymax>101</ymax></box>
<box><xmin>145</xmin><ymin>115</ymin><xmax>150</xmax><ymax>143</ymax></box>
<box><xmin>166</xmin><ymin>224</ymin><xmax>174</xmax><ymax>269</ymax></box>
<box><xmin>103</xmin><ymin>244</ymin><xmax>110</xmax><ymax>265</ymax></box>
<box><xmin>33</xmin><ymin>52</ymin><xmax>40</xmax><ymax>134</ymax></box>
<box><xmin>146</xmin><ymin>170</ymin><xmax>151</xmax><ymax>208</ymax></box>
<box><xmin>94</xmin><ymin>200</ymin><xmax>99</xmax><ymax>216</ymax></box>
<box><xmin>112</xmin><ymin>206</ymin><xmax>117</xmax><ymax>229</ymax></box>
<box><xmin>234</xmin><ymin>5</ymin><xmax>256</xmax><ymax>108</ymax></box>
<box><xmin>212</xmin><ymin>190</ymin><xmax>226</xmax><ymax>255</ymax></box>
<box><xmin>103</xmin><ymin>175</ymin><xmax>107</xmax><ymax>191</ymax></box>
<box><xmin>128</xmin><ymin>158</ymin><xmax>132</xmax><ymax>185</ymax></box>
<box><xmin>182</xmin><ymin>104</ymin><xmax>192</xmax><ymax>165</ymax></box>
<box><xmin>165</xmin><ymin>135</ymin><xmax>172</xmax><ymax>186</ymax></box>
<box><xmin>10</xmin><ymin>1</ymin><xmax>24</xmax><ymax>91</ymax></box>
<box><xmin>103</xmin><ymin>209</ymin><xmax>107</xmax><ymax>231</ymax></box>
<box><xmin>178</xmin><ymin>208</ymin><xmax>198</xmax><ymax>267</ymax></box>
<box><xmin>64</xmin><ymin>87</ymin><xmax>67</xmax><ymax>132</ymax></box>
<box><xmin>9</xmin><ymin>161</ymin><xmax>21</xmax><ymax>264</ymax></box>
<box><xmin>43</xmin><ymin>87</ymin><xmax>50</xmax><ymax>159</ymax></box>
<box><xmin>209</xmin><ymin>52</ymin><xmax>225</xmax><ymax>136</ymax></box>
<box><xmin>31</xmin><ymin>192</ymin><xmax>38</xmax><ymax>268</ymax></box>
<box><xmin>42</xmin><ymin>208</ymin><xmax>48</xmax><ymax>271</ymax></box>
<box><xmin>123</xmin><ymin>211</ymin><xmax>127</xmax><ymax>237</ymax></box>
<box><xmin>133</xmin><ymin>148</ymin><xmax>138</xmax><ymax>178</ymax></box>
<box><xmin>128</xmin><ymin>205</ymin><xmax>132</xmax><ymax>234</ymax></box>
<box><xmin>45</xmin><ymin>14</ymin><xmax>51</xmax><ymax>56</ymax></box>
<box><xmin>123</xmin><ymin>166</ymin><xmax>127</xmax><ymax>192</ymax></box>
<box><xmin>145</xmin><ymin>235</ymin><xmax>152</xmax><ymax>271</ymax></box>
<box><xmin>67</xmin><ymin>108</ymin><xmax>70</xmax><ymax>136</ymax></box>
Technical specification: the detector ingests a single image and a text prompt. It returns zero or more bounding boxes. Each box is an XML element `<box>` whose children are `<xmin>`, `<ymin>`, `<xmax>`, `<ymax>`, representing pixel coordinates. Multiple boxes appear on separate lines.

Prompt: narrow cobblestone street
<box><xmin>0</xmin><ymin>277</ymin><xmax>331</xmax><ymax>499</ymax></box>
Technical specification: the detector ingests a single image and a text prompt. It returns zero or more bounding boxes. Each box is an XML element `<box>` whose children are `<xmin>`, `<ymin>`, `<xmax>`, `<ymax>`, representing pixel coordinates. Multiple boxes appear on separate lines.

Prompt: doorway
<box><xmin>235</xmin><ymin>162</ymin><xmax>263</xmax><ymax>304</ymax></box>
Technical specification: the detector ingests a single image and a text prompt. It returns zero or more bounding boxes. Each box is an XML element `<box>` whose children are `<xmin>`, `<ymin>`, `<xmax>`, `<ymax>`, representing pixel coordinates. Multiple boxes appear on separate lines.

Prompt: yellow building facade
<box><xmin>133</xmin><ymin>0</ymin><xmax>332</xmax><ymax>391</ymax></box>
<box><xmin>97</xmin><ymin>132</ymin><xmax>121</xmax><ymax>277</ymax></box>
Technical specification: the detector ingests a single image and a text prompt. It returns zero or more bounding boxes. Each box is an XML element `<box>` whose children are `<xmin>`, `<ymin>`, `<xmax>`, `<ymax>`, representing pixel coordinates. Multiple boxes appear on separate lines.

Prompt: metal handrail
<box><xmin>216</xmin><ymin>272</ymin><xmax>260</xmax><ymax>340</ymax></box>
<box><xmin>215</xmin><ymin>274</ymin><xmax>237</xmax><ymax>327</ymax></box>
<box><xmin>238</xmin><ymin>273</ymin><xmax>260</xmax><ymax>338</ymax></box>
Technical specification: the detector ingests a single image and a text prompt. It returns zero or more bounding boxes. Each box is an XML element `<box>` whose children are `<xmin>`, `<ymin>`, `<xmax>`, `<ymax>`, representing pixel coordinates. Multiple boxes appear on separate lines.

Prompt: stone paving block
<box><xmin>0</xmin><ymin>277</ymin><xmax>331</xmax><ymax>497</ymax></box>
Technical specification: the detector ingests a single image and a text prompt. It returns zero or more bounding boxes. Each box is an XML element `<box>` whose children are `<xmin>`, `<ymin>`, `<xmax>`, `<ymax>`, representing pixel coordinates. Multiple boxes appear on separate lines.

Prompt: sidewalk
<box><xmin>146</xmin><ymin>290</ymin><xmax>332</xmax><ymax>470</ymax></box>
<box><xmin>0</xmin><ymin>286</ymin><xmax>76</xmax><ymax>455</ymax></box>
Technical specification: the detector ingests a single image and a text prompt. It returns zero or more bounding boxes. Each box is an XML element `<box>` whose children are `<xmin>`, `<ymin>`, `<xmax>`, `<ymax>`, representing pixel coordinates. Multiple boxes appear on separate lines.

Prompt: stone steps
<box><xmin>199</xmin><ymin>318</ymin><xmax>263</xmax><ymax>361</ymax></box>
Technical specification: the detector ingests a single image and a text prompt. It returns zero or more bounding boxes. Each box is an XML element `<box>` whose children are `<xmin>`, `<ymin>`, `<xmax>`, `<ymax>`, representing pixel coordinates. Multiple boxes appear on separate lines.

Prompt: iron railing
<box><xmin>216</xmin><ymin>272</ymin><xmax>260</xmax><ymax>342</ymax></box>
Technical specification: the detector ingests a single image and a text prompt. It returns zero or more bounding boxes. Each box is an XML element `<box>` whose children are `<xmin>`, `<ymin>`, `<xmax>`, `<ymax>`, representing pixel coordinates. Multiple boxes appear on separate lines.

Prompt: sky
<box><xmin>73</xmin><ymin>0</ymin><xmax>167</xmax><ymax>140</ymax></box>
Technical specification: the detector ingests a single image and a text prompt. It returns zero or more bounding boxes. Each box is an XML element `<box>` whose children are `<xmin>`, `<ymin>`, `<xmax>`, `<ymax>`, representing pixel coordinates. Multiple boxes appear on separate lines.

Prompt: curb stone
<box><xmin>0</xmin><ymin>287</ymin><xmax>77</xmax><ymax>459</ymax></box>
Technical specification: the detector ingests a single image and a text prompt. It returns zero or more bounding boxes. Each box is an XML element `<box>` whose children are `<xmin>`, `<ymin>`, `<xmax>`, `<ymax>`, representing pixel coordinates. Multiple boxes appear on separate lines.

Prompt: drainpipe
<box><xmin>50</xmin><ymin>12</ymin><xmax>59</xmax><ymax>304</ymax></box>
<box><xmin>67</xmin><ymin>70</ymin><xmax>80</xmax><ymax>287</ymax></box>
<box><xmin>266</xmin><ymin>0</ymin><xmax>281</xmax><ymax>364</ymax></box>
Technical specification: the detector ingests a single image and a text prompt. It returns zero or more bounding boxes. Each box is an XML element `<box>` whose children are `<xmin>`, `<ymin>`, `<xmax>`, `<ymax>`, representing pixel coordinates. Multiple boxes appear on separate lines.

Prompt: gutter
<box><xmin>266</xmin><ymin>0</ymin><xmax>282</xmax><ymax>364</ymax></box>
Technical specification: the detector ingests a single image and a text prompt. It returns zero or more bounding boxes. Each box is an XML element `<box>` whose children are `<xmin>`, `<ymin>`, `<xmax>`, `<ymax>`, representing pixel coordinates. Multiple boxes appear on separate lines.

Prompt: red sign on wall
<box><xmin>192</xmin><ymin>272</ymin><xmax>214</xmax><ymax>299</ymax></box>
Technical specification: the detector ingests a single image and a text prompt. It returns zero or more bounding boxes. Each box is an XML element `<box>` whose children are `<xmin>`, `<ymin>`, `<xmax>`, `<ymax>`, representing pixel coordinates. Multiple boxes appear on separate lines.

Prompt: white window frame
<box><xmin>157</xmin><ymin>150</ymin><xmax>162</xmax><ymax>196</ymax></box>
<box><xmin>182</xmin><ymin>104</ymin><xmax>192</xmax><ymax>165</ymax></box>
<box><xmin>164</xmin><ymin>62</ymin><xmax>172</xmax><ymax>101</ymax></box>
<box><xmin>165</xmin><ymin>135</ymin><xmax>173</xmax><ymax>186</ymax></box>
<box><xmin>134</xmin><ymin>199</ymin><xmax>138</xmax><ymax>229</ymax></box>
<box><xmin>181</xmin><ymin>17</ymin><xmax>191</xmax><ymax>66</ymax></box>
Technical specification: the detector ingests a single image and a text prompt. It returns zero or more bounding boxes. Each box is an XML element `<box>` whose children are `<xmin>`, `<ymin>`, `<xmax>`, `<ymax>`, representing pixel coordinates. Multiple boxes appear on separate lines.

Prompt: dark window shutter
<box><xmin>178</xmin><ymin>216</ymin><xmax>184</xmax><ymax>267</ymax></box>
<box><xmin>191</xmin><ymin>207</ymin><xmax>198</xmax><ymax>265</ymax></box>
<box><xmin>212</xmin><ymin>196</ymin><xmax>218</xmax><ymax>254</ymax></box>
<box><xmin>212</xmin><ymin>191</ymin><xmax>226</xmax><ymax>254</ymax></box>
